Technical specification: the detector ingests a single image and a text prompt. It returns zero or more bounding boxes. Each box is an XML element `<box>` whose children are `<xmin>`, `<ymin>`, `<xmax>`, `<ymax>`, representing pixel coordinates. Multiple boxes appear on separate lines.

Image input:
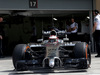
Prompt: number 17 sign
<box><xmin>29</xmin><ymin>0</ymin><xmax>38</xmax><ymax>8</ymax></box>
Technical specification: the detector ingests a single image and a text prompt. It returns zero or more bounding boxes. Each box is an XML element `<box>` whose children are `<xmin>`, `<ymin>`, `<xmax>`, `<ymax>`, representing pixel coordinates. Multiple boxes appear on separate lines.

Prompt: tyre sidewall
<box><xmin>12</xmin><ymin>44</ymin><xmax>27</xmax><ymax>69</ymax></box>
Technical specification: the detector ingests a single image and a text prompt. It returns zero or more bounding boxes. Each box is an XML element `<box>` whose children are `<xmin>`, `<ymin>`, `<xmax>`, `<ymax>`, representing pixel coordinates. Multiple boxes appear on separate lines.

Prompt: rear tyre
<box><xmin>12</xmin><ymin>44</ymin><xmax>27</xmax><ymax>71</ymax></box>
<box><xmin>73</xmin><ymin>42</ymin><xmax>91</xmax><ymax>69</ymax></box>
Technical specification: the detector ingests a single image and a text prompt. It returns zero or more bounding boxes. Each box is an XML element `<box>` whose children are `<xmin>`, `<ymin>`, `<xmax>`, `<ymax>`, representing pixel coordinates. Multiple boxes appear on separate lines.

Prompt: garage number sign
<box><xmin>29</xmin><ymin>0</ymin><xmax>38</xmax><ymax>8</ymax></box>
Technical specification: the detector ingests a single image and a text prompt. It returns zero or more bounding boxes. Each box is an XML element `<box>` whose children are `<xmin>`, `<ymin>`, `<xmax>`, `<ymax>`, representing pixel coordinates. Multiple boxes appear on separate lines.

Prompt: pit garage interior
<box><xmin>0</xmin><ymin>0</ymin><xmax>93</xmax><ymax>56</ymax></box>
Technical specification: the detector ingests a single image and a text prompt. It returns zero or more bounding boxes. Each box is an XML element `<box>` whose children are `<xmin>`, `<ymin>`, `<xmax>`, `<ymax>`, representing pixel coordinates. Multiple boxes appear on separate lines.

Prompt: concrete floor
<box><xmin>0</xmin><ymin>54</ymin><xmax>100</xmax><ymax>75</ymax></box>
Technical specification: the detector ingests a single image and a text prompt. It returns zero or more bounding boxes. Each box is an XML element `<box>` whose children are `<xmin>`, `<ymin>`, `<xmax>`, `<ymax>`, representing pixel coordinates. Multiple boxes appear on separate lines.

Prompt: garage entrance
<box><xmin>0</xmin><ymin>0</ymin><xmax>93</xmax><ymax>55</ymax></box>
<box><xmin>0</xmin><ymin>10</ymin><xmax>92</xmax><ymax>55</ymax></box>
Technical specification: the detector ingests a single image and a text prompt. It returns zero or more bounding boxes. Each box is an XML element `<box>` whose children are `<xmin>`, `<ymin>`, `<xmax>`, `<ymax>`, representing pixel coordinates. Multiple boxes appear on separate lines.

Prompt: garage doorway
<box><xmin>0</xmin><ymin>10</ymin><xmax>91</xmax><ymax>55</ymax></box>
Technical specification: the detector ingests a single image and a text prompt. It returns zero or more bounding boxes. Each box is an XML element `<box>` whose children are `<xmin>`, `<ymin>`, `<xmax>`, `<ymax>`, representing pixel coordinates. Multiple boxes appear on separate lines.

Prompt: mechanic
<box><xmin>0</xmin><ymin>17</ymin><xmax>3</xmax><ymax>58</ymax></box>
<box><xmin>30</xmin><ymin>20</ymin><xmax>37</xmax><ymax>43</ymax></box>
<box><xmin>93</xmin><ymin>10</ymin><xmax>100</xmax><ymax>57</ymax></box>
<box><xmin>69</xmin><ymin>18</ymin><xmax>78</xmax><ymax>41</ymax></box>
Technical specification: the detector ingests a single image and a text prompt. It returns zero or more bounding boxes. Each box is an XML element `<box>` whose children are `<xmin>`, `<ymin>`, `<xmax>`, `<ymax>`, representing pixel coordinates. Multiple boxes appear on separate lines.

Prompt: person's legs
<box><xmin>96</xmin><ymin>41</ymin><xmax>100</xmax><ymax>54</ymax></box>
<box><xmin>0</xmin><ymin>39</ymin><xmax>3</xmax><ymax>57</ymax></box>
<box><xmin>95</xmin><ymin>30</ymin><xmax>100</xmax><ymax>57</ymax></box>
<box><xmin>71</xmin><ymin>33</ymin><xmax>77</xmax><ymax>41</ymax></box>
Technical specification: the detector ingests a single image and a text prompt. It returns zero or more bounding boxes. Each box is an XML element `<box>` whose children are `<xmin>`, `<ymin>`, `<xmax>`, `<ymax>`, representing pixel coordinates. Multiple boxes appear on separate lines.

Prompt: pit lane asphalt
<box><xmin>0</xmin><ymin>54</ymin><xmax>100</xmax><ymax>75</ymax></box>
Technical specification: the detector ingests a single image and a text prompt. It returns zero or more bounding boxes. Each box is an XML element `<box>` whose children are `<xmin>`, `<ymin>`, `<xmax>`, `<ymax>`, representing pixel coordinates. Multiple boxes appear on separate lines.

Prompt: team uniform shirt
<box><xmin>94</xmin><ymin>14</ymin><xmax>100</xmax><ymax>30</ymax></box>
<box><xmin>70</xmin><ymin>22</ymin><xmax>78</xmax><ymax>33</ymax></box>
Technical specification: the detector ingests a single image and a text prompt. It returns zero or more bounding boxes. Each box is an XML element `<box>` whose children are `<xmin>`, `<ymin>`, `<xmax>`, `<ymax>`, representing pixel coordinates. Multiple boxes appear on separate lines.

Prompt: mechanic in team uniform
<box><xmin>30</xmin><ymin>20</ymin><xmax>37</xmax><ymax>43</ymax></box>
<box><xmin>0</xmin><ymin>17</ymin><xmax>3</xmax><ymax>58</ymax></box>
<box><xmin>68</xmin><ymin>18</ymin><xmax>78</xmax><ymax>41</ymax></box>
<box><xmin>93</xmin><ymin>10</ymin><xmax>100</xmax><ymax>57</ymax></box>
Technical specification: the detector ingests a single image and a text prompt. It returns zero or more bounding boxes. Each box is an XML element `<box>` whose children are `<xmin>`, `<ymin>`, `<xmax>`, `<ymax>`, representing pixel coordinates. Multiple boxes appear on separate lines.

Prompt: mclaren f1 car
<box><xmin>12</xmin><ymin>29</ymin><xmax>91</xmax><ymax>71</ymax></box>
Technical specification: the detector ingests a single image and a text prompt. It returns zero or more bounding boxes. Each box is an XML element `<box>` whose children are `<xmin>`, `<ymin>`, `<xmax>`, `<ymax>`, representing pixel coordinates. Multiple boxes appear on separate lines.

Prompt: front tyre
<box><xmin>73</xmin><ymin>42</ymin><xmax>91</xmax><ymax>69</ymax></box>
<box><xmin>12</xmin><ymin>44</ymin><xmax>27</xmax><ymax>71</ymax></box>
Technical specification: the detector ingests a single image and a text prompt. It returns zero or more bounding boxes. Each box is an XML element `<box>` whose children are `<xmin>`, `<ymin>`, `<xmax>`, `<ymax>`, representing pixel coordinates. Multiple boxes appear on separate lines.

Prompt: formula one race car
<box><xmin>12</xmin><ymin>30</ymin><xmax>91</xmax><ymax>71</ymax></box>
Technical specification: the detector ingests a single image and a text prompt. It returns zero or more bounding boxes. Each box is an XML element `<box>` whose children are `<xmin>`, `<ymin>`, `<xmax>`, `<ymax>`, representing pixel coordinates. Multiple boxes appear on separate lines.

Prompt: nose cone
<box><xmin>49</xmin><ymin>58</ymin><xmax>55</xmax><ymax>68</ymax></box>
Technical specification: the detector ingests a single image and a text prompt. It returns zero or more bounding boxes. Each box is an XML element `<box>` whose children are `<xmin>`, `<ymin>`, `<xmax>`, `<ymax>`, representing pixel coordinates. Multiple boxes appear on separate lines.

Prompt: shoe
<box><xmin>95</xmin><ymin>55</ymin><xmax>100</xmax><ymax>57</ymax></box>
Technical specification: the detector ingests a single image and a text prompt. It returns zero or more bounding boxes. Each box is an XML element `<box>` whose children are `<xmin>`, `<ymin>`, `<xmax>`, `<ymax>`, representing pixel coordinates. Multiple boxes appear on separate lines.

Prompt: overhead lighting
<box><xmin>53</xmin><ymin>18</ymin><xmax>57</xmax><ymax>21</ymax></box>
<box><xmin>87</xmin><ymin>16</ymin><xmax>90</xmax><ymax>19</ymax></box>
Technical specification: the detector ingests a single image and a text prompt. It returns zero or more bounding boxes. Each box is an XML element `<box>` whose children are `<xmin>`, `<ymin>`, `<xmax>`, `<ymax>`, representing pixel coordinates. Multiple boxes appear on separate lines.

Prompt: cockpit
<box><xmin>49</xmin><ymin>39</ymin><xmax>56</xmax><ymax>43</ymax></box>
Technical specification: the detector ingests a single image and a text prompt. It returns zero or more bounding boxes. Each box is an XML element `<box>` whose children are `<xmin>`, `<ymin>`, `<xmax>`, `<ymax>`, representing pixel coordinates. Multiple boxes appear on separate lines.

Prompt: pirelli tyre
<box><xmin>12</xmin><ymin>44</ymin><xmax>27</xmax><ymax>71</ymax></box>
<box><xmin>73</xmin><ymin>42</ymin><xmax>91</xmax><ymax>69</ymax></box>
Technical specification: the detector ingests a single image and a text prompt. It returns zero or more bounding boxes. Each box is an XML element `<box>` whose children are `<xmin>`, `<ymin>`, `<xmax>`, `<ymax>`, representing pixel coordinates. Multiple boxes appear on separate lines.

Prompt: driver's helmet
<box><xmin>49</xmin><ymin>35</ymin><xmax>58</xmax><ymax>43</ymax></box>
